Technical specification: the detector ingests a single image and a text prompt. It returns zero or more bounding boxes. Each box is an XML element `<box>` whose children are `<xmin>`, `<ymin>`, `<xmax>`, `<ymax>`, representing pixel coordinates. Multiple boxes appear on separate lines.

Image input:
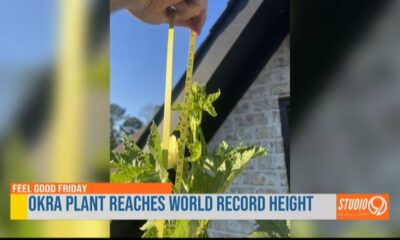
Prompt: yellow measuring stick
<box><xmin>161</xmin><ymin>15</ymin><xmax>175</xmax><ymax>158</ymax></box>
<box><xmin>175</xmin><ymin>31</ymin><xmax>196</xmax><ymax>194</ymax></box>
<box><xmin>157</xmin><ymin>9</ymin><xmax>176</xmax><ymax>238</ymax></box>
<box><xmin>157</xmin><ymin>7</ymin><xmax>197</xmax><ymax>236</ymax></box>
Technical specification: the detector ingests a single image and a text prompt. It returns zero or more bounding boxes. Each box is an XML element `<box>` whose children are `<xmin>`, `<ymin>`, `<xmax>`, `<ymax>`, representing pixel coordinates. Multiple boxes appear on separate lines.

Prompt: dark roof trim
<box><xmin>137</xmin><ymin>0</ymin><xmax>289</xmax><ymax>148</ymax></box>
<box><xmin>201</xmin><ymin>0</ymin><xmax>289</xmax><ymax>143</ymax></box>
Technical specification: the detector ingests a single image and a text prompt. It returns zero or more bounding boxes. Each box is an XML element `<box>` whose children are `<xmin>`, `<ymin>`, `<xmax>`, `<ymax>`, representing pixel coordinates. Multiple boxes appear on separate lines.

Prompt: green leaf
<box><xmin>110</xmin><ymin>131</ymin><xmax>165</xmax><ymax>183</ymax></box>
<box><xmin>216</xmin><ymin>143</ymin><xmax>266</xmax><ymax>193</ymax></box>
<box><xmin>194</xmin><ymin>220</ymin><xmax>210</xmax><ymax>237</ymax></box>
<box><xmin>172</xmin><ymin>103</ymin><xmax>184</xmax><ymax>111</ymax></box>
<box><xmin>189</xmin><ymin>115</ymin><xmax>200</xmax><ymax>138</ymax></box>
<box><xmin>249</xmin><ymin>231</ymin><xmax>269</xmax><ymax>238</ymax></box>
<box><xmin>207</xmin><ymin>89</ymin><xmax>221</xmax><ymax>103</ymax></box>
<box><xmin>233</xmin><ymin>148</ymin><xmax>255</xmax><ymax>170</ymax></box>
<box><xmin>148</xmin><ymin>122</ymin><xmax>167</xmax><ymax>171</ymax></box>
<box><xmin>190</xmin><ymin>166</ymin><xmax>226</xmax><ymax>193</ymax></box>
<box><xmin>192</xmin><ymin>82</ymin><xmax>202</xmax><ymax>95</ymax></box>
<box><xmin>250</xmin><ymin>220</ymin><xmax>290</xmax><ymax>238</ymax></box>
<box><xmin>148</xmin><ymin>123</ymin><xmax>161</xmax><ymax>159</ymax></box>
<box><xmin>164</xmin><ymin>220</ymin><xmax>209</xmax><ymax>238</ymax></box>
<box><xmin>203</xmin><ymin>102</ymin><xmax>217</xmax><ymax>117</ymax></box>
<box><xmin>203</xmin><ymin>89</ymin><xmax>220</xmax><ymax>117</ymax></box>
<box><xmin>140</xmin><ymin>220</ymin><xmax>155</xmax><ymax>231</ymax></box>
<box><xmin>188</xmin><ymin>142</ymin><xmax>202</xmax><ymax>162</ymax></box>
<box><xmin>168</xmin><ymin>220</ymin><xmax>190</xmax><ymax>238</ymax></box>
<box><xmin>110</xmin><ymin>159</ymin><xmax>161</xmax><ymax>183</ymax></box>
<box><xmin>109</xmin><ymin>86</ymin><xmax>269</xmax><ymax>238</ymax></box>
<box><xmin>198</xmin><ymin>129</ymin><xmax>209</xmax><ymax>166</ymax></box>
<box><xmin>140</xmin><ymin>220</ymin><xmax>158</xmax><ymax>238</ymax></box>
<box><xmin>115</xmin><ymin>134</ymin><xmax>148</xmax><ymax>167</ymax></box>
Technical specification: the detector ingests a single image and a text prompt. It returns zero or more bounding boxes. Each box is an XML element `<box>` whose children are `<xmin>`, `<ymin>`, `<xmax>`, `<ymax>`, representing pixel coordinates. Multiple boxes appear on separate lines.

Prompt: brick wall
<box><xmin>207</xmin><ymin>35</ymin><xmax>290</xmax><ymax>238</ymax></box>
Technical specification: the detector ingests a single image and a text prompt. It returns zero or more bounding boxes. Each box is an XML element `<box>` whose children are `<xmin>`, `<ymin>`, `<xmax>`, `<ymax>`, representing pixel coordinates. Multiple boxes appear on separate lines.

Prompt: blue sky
<box><xmin>0</xmin><ymin>0</ymin><xmax>228</xmax><ymax>136</ymax></box>
<box><xmin>0</xmin><ymin>0</ymin><xmax>57</xmax><ymax>137</ymax></box>
<box><xmin>0</xmin><ymin>0</ymin><xmax>56</xmax><ymax>67</ymax></box>
<box><xmin>110</xmin><ymin>1</ymin><xmax>228</xmax><ymax>122</ymax></box>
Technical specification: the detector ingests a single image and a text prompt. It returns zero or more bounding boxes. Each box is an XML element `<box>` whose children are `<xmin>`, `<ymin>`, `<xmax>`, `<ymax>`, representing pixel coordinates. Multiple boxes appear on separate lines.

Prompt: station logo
<box><xmin>336</xmin><ymin>194</ymin><xmax>389</xmax><ymax>220</ymax></box>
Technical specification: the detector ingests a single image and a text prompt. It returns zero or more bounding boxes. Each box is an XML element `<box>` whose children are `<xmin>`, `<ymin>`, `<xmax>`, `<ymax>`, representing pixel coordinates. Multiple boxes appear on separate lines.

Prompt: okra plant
<box><xmin>110</xmin><ymin>83</ymin><xmax>289</xmax><ymax>238</ymax></box>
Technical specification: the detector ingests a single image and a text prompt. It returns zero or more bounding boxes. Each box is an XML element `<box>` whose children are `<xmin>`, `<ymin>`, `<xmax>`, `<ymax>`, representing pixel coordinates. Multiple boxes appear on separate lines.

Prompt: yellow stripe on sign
<box><xmin>10</xmin><ymin>194</ymin><xmax>27</xmax><ymax>220</ymax></box>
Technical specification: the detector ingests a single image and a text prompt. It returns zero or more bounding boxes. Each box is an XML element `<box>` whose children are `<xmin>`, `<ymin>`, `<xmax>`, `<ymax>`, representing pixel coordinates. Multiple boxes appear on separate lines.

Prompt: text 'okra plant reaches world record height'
<box><xmin>110</xmin><ymin>29</ymin><xmax>289</xmax><ymax>237</ymax></box>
